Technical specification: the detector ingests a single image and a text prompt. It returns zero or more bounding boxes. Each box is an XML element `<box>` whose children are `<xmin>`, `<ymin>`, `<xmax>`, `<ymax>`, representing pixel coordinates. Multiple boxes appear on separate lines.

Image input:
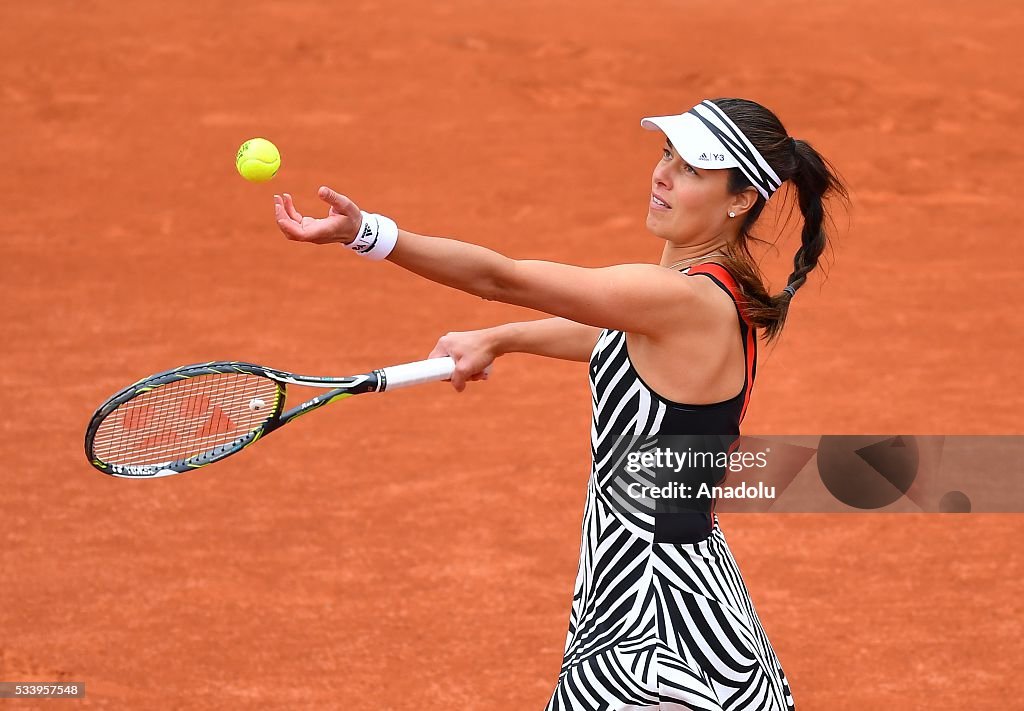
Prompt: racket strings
<box><xmin>93</xmin><ymin>373</ymin><xmax>280</xmax><ymax>466</ymax></box>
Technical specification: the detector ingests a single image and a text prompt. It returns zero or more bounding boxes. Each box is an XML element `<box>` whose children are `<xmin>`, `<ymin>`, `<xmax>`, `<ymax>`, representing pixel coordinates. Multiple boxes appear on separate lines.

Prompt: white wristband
<box><xmin>345</xmin><ymin>211</ymin><xmax>399</xmax><ymax>261</ymax></box>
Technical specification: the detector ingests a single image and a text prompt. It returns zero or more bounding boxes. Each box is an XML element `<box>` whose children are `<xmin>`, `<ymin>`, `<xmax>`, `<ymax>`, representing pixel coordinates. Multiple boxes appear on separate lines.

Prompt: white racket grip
<box><xmin>380</xmin><ymin>356</ymin><xmax>456</xmax><ymax>391</ymax></box>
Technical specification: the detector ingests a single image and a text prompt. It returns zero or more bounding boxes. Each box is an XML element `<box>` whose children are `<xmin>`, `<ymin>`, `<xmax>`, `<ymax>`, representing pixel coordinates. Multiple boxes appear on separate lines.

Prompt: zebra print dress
<box><xmin>545</xmin><ymin>263</ymin><xmax>795</xmax><ymax>711</ymax></box>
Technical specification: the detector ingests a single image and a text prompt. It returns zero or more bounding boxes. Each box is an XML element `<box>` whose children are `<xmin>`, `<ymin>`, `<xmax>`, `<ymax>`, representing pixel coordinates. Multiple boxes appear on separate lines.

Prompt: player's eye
<box><xmin>683</xmin><ymin>164</ymin><xmax>697</xmax><ymax>175</ymax></box>
<box><xmin>662</xmin><ymin>147</ymin><xmax>673</xmax><ymax>161</ymax></box>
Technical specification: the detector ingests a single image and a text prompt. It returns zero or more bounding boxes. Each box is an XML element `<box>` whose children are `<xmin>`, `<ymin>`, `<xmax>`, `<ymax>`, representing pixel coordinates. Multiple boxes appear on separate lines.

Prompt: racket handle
<box><xmin>379</xmin><ymin>356</ymin><xmax>456</xmax><ymax>391</ymax></box>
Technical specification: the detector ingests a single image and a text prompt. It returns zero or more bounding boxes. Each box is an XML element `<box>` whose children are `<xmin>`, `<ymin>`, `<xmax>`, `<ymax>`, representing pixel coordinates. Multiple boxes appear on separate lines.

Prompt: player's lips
<box><xmin>650</xmin><ymin>193</ymin><xmax>671</xmax><ymax>210</ymax></box>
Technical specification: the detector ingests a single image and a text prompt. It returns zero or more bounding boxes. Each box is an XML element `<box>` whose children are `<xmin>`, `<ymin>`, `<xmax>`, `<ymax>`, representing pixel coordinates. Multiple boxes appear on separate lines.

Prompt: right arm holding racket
<box><xmin>426</xmin><ymin>318</ymin><xmax>599</xmax><ymax>391</ymax></box>
<box><xmin>273</xmin><ymin>188</ymin><xmax>703</xmax><ymax>388</ymax></box>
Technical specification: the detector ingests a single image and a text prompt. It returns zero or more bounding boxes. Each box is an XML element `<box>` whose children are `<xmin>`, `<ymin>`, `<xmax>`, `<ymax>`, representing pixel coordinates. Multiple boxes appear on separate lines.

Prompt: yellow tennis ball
<box><xmin>235</xmin><ymin>138</ymin><xmax>281</xmax><ymax>183</ymax></box>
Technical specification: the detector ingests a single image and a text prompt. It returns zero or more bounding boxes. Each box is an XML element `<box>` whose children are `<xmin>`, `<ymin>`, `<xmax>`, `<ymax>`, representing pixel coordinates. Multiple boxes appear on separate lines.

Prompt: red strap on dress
<box><xmin>685</xmin><ymin>263</ymin><xmax>757</xmax><ymax>424</ymax></box>
<box><xmin>686</xmin><ymin>263</ymin><xmax>753</xmax><ymax>326</ymax></box>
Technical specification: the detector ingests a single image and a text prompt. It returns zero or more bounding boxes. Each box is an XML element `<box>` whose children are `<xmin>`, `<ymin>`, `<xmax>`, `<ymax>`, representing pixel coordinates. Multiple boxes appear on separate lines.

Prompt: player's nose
<box><xmin>652</xmin><ymin>163</ymin><xmax>672</xmax><ymax>190</ymax></box>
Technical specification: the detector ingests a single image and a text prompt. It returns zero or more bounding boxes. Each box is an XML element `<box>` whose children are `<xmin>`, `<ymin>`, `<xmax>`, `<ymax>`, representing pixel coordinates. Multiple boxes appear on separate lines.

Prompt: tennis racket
<box><xmin>85</xmin><ymin>357</ymin><xmax>456</xmax><ymax>478</ymax></box>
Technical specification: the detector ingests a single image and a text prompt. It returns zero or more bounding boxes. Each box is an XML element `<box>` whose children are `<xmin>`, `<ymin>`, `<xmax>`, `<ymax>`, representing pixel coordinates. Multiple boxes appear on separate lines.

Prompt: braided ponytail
<box><xmin>709</xmin><ymin>99</ymin><xmax>849</xmax><ymax>343</ymax></box>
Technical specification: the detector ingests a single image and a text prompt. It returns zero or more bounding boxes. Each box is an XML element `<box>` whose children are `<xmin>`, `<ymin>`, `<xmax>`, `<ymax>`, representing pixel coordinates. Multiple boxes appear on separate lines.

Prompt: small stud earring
<box><xmin>728</xmin><ymin>211</ymin><xmax>736</xmax><ymax>218</ymax></box>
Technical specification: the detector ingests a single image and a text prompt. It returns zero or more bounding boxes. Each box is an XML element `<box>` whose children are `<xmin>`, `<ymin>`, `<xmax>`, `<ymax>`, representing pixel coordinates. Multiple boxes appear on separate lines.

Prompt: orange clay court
<box><xmin>1</xmin><ymin>1</ymin><xmax>1022</xmax><ymax>708</ymax></box>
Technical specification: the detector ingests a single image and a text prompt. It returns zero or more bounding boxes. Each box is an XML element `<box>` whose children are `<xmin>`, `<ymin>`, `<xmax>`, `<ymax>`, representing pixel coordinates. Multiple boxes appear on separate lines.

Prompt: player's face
<box><xmin>646</xmin><ymin>140</ymin><xmax>736</xmax><ymax>244</ymax></box>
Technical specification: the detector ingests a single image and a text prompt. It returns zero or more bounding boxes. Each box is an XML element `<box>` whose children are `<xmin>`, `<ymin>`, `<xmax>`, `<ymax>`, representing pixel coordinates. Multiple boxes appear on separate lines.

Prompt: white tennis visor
<box><xmin>641</xmin><ymin>112</ymin><xmax>740</xmax><ymax>170</ymax></box>
<box><xmin>641</xmin><ymin>100</ymin><xmax>782</xmax><ymax>200</ymax></box>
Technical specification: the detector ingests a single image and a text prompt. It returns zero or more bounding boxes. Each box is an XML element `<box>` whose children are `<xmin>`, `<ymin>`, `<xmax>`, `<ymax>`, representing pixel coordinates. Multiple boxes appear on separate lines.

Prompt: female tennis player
<box><xmin>273</xmin><ymin>97</ymin><xmax>847</xmax><ymax>710</ymax></box>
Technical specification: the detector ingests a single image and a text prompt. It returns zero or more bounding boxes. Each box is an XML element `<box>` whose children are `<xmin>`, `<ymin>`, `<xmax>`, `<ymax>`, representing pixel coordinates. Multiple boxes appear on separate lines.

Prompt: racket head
<box><xmin>85</xmin><ymin>362</ymin><xmax>286</xmax><ymax>478</ymax></box>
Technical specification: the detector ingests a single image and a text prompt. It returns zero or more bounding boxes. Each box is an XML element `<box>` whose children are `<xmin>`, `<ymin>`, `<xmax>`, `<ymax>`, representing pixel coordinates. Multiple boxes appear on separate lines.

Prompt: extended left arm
<box><xmin>388</xmin><ymin>229</ymin><xmax>691</xmax><ymax>335</ymax></box>
<box><xmin>273</xmin><ymin>188</ymin><xmax>699</xmax><ymax>337</ymax></box>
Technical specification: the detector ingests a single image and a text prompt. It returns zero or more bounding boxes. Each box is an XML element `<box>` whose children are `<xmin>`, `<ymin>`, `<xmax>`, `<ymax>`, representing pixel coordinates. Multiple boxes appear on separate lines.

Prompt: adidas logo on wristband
<box><xmin>345</xmin><ymin>212</ymin><xmax>399</xmax><ymax>260</ymax></box>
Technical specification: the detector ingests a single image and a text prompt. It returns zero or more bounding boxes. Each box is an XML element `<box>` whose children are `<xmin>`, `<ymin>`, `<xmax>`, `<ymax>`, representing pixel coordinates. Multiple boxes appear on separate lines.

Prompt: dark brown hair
<box><xmin>710</xmin><ymin>97</ymin><xmax>849</xmax><ymax>343</ymax></box>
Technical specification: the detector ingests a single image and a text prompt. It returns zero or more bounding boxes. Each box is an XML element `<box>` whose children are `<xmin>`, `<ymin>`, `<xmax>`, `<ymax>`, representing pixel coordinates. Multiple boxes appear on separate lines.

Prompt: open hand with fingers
<box><xmin>273</xmin><ymin>187</ymin><xmax>363</xmax><ymax>245</ymax></box>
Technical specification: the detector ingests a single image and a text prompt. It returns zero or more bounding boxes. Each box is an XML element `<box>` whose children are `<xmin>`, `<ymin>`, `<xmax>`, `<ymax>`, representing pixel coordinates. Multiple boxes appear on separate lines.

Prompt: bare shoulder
<box><xmin>626</xmin><ymin>267</ymin><xmax>747</xmax><ymax>402</ymax></box>
<box><xmin>606</xmin><ymin>263</ymin><xmax>735</xmax><ymax>335</ymax></box>
<box><xmin>679</xmin><ymin>268</ymin><xmax>741</xmax><ymax>327</ymax></box>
